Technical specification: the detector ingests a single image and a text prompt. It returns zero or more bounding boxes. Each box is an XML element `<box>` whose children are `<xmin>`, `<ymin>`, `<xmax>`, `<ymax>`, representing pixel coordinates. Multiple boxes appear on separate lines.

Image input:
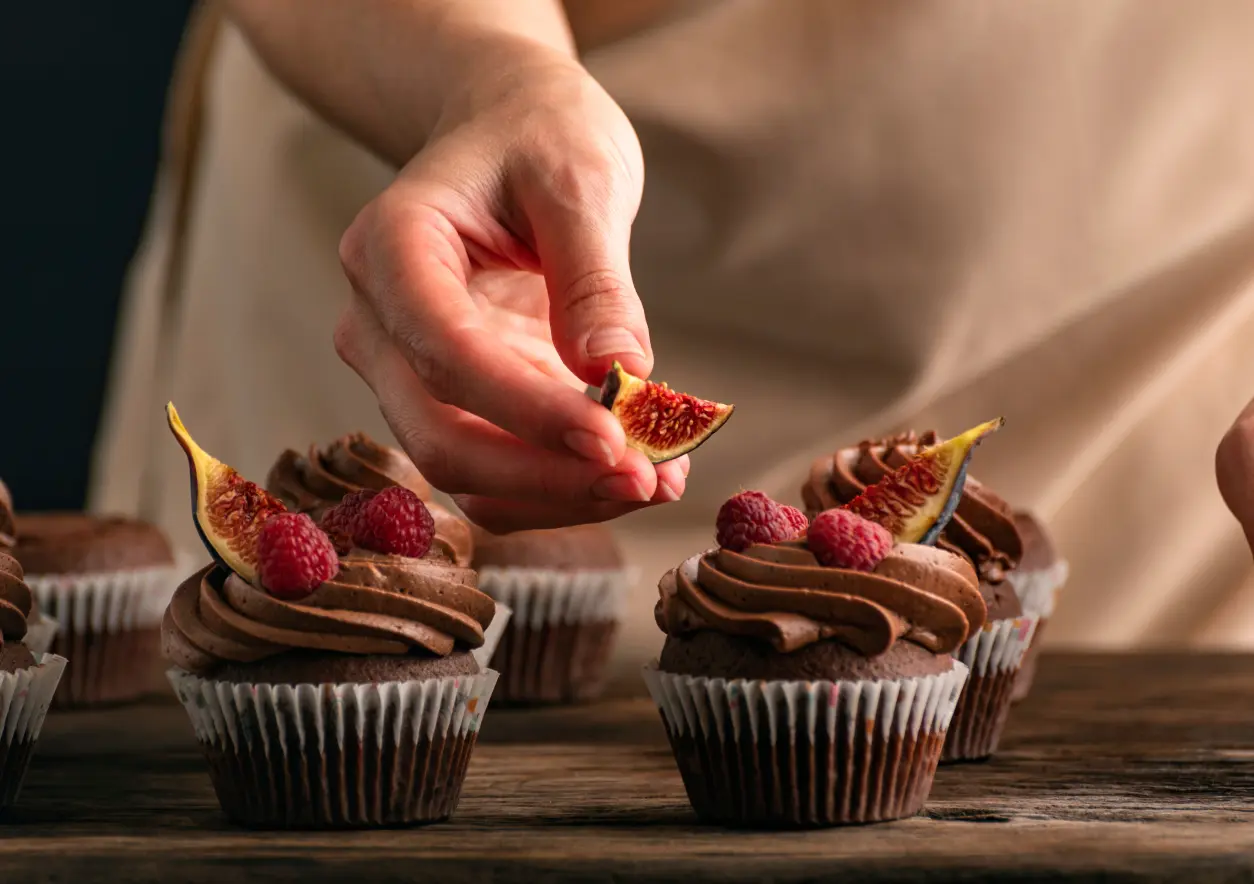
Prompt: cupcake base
<box><xmin>169</xmin><ymin>668</ymin><xmax>498</xmax><ymax>829</ymax></box>
<box><xmin>491</xmin><ymin>620</ymin><xmax>618</xmax><ymax>704</ymax></box>
<box><xmin>941</xmin><ymin>616</ymin><xmax>1037</xmax><ymax>763</ymax></box>
<box><xmin>644</xmin><ymin>662</ymin><xmax>968</xmax><ymax>828</ymax></box>
<box><xmin>54</xmin><ymin>626</ymin><xmax>161</xmax><ymax>708</ymax></box>
<box><xmin>0</xmin><ymin>654</ymin><xmax>68</xmax><ymax>812</ymax></box>
<box><xmin>1011</xmin><ymin>618</ymin><xmax>1048</xmax><ymax>704</ymax></box>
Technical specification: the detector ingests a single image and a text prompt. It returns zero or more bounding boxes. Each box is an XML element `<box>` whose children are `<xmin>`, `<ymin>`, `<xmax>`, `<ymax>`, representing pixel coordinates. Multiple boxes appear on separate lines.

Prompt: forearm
<box><xmin>223</xmin><ymin>0</ymin><xmax>575</xmax><ymax>165</ymax></box>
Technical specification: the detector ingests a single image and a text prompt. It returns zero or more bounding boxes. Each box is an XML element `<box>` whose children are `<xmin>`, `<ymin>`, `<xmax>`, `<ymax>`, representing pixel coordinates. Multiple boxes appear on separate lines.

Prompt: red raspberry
<box><xmin>352</xmin><ymin>486</ymin><xmax>435</xmax><ymax>558</ymax></box>
<box><xmin>716</xmin><ymin>490</ymin><xmax>809</xmax><ymax>552</ymax></box>
<box><xmin>256</xmin><ymin>513</ymin><xmax>339</xmax><ymax>600</ymax></box>
<box><xmin>807</xmin><ymin>509</ymin><xmax>893</xmax><ymax>571</ymax></box>
<box><xmin>320</xmin><ymin>489</ymin><xmax>377</xmax><ymax>554</ymax></box>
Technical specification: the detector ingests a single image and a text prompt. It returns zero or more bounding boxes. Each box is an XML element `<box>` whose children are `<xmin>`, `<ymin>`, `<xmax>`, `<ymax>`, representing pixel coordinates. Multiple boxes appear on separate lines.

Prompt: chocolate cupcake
<box><xmin>645</xmin><ymin>493</ymin><xmax>974</xmax><ymax>828</ymax></box>
<box><xmin>162</xmin><ymin>414</ymin><xmax>503</xmax><ymax>829</ymax></box>
<box><xmin>803</xmin><ymin>432</ymin><xmax>1041</xmax><ymax>761</ymax></box>
<box><xmin>1007</xmin><ymin>511</ymin><xmax>1069</xmax><ymax>703</ymax></box>
<box><xmin>267</xmin><ymin>432</ymin><xmax>473</xmax><ymax>566</ymax></box>
<box><xmin>474</xmin><ymin>524</ymin><xmax>629</xmax><ymax>704</ymax></box>
<box><xmin>12</xmin><ymin>512</ymin><xmax>174</xmax><ymax>707</ymax></box>
<box><xmin>0</xmin><ymin>486</ymin><xmax>55</xmax><ymax>657</ymax></box>
<box><xmin>0</xmin><ymin>552</ymin><xmax>67</xmax><ymax>811</ymax></box>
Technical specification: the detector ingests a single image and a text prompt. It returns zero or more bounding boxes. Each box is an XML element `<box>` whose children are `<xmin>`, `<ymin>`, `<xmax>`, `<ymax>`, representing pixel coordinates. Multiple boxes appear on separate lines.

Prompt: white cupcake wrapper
<box><xmin>167</xmin><ymin>667</ymin><xmax>500</xmax><ymax>827</ymax></box>
<box><xmin>953</xmin><ymin>615</ymin><xmax>1039</xmax><ymax>677</ymax></box>
<box><xmin>477</xmin><ymin>566</ymin><xmax>634</xmax><ymax>628</ymax></box>
<box><xmin>21</xmin><ymin>615</ymin><xmax>60</xmax><ymax>657</ymax></box>
<box><xmin>0</xmin><ymin>654</ymin><xmax>68</xmax><ymax>809</ymax></box>
<box><xmin>26</xmin><ymin>565</ymin><xmax>178</xmax><ymax>634</ymax></box>
<box><xmin>1005</xmin><ymin>560</ymin><xmax>1070</xmax><ymax>619</ymax></box>
<box><xmin>472</xmin><ymin>602</ymin><xmax>512</xmax><ymax>670</ymax></box>
<box><xmin>643</xmin><ymin>662</ymin><xmax>969</xmax><ymax>826</ymax></box>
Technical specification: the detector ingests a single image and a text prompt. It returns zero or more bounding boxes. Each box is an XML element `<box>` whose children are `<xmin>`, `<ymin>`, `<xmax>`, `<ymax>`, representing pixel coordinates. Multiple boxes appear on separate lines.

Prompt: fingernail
<box><xmin>656</xmin><ymin>480</ymin><xmax>682</xmax><ymax>502</ymax></box>
<box><xmin>593</xmin><ymin>473</ymin><xmax>650</xmax><ymax>502</ymax></box>
<box><xmin>586</xmin><ymin>328</ymin><xmax>646</xmax><ymax>361</ymax></box>
<box><xmin>565</xmin><ymin>429</ymin><xmax>615</xmax><ymax>466</ymax></box>
<box><xmin>677</xmin><ymin>456</ymin><xmax>691</xmax><ymax>477</ymax></box>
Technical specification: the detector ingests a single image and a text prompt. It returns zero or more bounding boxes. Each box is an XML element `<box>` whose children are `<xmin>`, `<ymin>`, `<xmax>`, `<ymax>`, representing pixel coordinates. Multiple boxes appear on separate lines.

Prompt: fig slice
<box><xmin>166</xmin><ymin>402</ymin><xmax>289</xmax><ymax>584</ymax></box>
<box><xmin>844</xmin><ymin>418</ymin><xmax>1004</xmax><ymax>545</ymax></box>
<box><xmin>599</xmin><ymin>361</ymin><xmax>734</xmax><ymax>463</ymax></box>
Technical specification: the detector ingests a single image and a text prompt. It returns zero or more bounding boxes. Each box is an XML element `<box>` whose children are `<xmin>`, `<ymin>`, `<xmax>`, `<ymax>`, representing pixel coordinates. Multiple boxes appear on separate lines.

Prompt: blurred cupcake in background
<box><xmin>12</xmin><ymin>511</ymin><xmax>175</xmax><ymax>707</ymax></box>
<box><xmin>267</xmin><ymin>432</ymin><xmax>473</xmax><ymax>566</ymax></box>
<box><xmin>1007</xmin><ymin>511</ymin><xmax>1069</xmax><ymax>702</ymax></box>
<box><xmin>473</xmin><ymin>524</ymin><xmax>631</xmax><ymax>704</ymax></box>
<box><xmin>802</xmin><ymin>427</ymin><xmax>1044</xmax><ymax>761</ymax></box>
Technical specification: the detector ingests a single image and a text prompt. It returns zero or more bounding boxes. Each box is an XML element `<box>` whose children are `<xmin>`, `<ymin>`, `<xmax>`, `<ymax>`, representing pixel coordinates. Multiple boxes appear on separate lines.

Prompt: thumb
<box><xmin>520</xmin><ymin>167</ymin><xmax>653</xmax><ymax>385</ymax></box>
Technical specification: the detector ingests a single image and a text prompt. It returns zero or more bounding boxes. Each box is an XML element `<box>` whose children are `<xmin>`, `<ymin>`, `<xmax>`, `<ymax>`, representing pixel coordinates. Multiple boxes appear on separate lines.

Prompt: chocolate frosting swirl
<box><xmin>267</xmin><ymin>433</ymin><xmax>472</xmax><ymax>566</ymax></box>
<box><xmin>163</xmin><ymin>553</ymin><xmax>495</xmax><ymax>675</ymax></box>
<box><xmin>0</xmin><ymin>553</ymin><xmax>32</xmax><ymax>650</ymax></box>
<box><xmin>802</xmin><ymin>431</ymin><xmax>1024</xmax><ymax>583</ymax></box>
<box><xmin>656</xmin><ymin>540</ymin><xmax>983</xmax><ymax>657</ymax></box>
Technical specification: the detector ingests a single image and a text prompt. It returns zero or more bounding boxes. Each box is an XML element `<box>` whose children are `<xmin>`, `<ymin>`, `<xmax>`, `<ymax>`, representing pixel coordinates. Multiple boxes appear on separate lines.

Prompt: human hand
<box><xmin>334</xmin><ymin>42</ymin><xmax>687</xmax><ymax>533</ymax></box>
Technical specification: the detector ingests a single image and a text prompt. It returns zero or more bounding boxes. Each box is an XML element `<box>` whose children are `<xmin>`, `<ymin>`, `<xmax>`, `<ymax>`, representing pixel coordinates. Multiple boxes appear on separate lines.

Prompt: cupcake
<box><xmin>0</xmin><ymin>551</ymin><xmax>67</xmax><ymax>811</ymax></box>
<box><xmin>1007</xmin><ymin>511</ymin><xmax>1069</xmax><ymax>702</ymax></box>
<box><xmin>645</xmin><ymin>491</ymin><xmax>974</xmax><ymax>828</ymax></box>
<box><xmin>0</xmin><ymin>482</ymin><xmax>56</xmax><ymax>657</ymax></box>
<box><xmin>12</xmin><ymin>512</ymin><xmax>174</xmax><ymax>707</ymax></box>
<box><xmin>802</xmin><ymin>431</ymin><xmax>1040</xmax><ymax>761</ymax></box>
<box><xmin>474</xmin><ymin>524</ymin><xmax>630</xmax><ymax>704</ymax></box>
<box><xmin>163</xmin><ymin>405</ymin><xmax>500</xmax><ymax>828</ymax></box>
<box><xmin>267</xmin><ymin>431</ymin><xmax>473</xmax><ymax>566</ymax></box>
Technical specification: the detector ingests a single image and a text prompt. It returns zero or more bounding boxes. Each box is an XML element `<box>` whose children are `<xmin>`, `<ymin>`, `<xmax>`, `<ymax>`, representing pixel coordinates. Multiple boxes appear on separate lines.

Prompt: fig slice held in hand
<box><xmin>844</xmin><ymin>417</ymin><xmax>1004</xmax><ymax>545</ymax></box>
<box><xmin>166</xmin><ymin>402</ymin><xmax>289</xmax><ymax>584</ymax></box>
<box><xmin>599</xmin><ymin>361</ymin><xmax>734</xmax><ymax>463</ymax></box>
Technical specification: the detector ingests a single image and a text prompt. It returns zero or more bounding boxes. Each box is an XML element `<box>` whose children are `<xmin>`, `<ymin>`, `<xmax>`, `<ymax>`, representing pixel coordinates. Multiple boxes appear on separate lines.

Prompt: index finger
<box><xmin>340</xmin><ymin>192</ymin><xmax>627</xmax><ymax>467</ymax></box>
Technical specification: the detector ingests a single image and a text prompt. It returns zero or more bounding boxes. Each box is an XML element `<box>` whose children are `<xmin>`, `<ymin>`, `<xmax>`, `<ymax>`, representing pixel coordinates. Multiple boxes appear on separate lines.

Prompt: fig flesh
<box><xmin>167</xmin><ymin>403</ymin><xmax>289</xmax><ymax>584</ymax></box>
<box><xmin>599</xmin><ymin>361</ymin><xmax>734</xmax><ymax>463</ymax></box>
<box><xmin>844</xmin><ymin>418</ymin><xmax>1003</xmax><ymax>545</ymax></box>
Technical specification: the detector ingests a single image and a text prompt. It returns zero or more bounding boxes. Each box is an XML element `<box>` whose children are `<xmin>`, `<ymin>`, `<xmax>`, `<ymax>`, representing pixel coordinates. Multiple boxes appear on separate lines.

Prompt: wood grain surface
<box><xmin>5</xmin><ymin>653</ymin><xmax>1254</xmax><ymax>883</ymax></box>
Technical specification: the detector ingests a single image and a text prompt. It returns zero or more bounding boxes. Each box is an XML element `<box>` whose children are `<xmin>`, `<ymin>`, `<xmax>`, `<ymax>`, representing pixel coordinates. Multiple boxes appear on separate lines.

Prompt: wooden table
<box><xmin>6</xmin><ymin>652</ymin><xmax>1254</xmax><ymax>882</ymax></box>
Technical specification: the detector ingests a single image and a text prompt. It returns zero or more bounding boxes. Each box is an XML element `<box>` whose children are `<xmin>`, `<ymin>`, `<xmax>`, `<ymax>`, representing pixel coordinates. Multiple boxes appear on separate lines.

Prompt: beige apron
<box><xmin>93</xmin><ymin>0</ymin><xmax>1254</xmax><ymax>692</ymax></box>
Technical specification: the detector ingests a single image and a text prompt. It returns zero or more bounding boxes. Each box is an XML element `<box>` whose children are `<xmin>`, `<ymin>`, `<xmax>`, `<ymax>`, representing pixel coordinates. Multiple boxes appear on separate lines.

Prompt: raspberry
<box><xmin>807</xmin><ymin>509</ymin><xmax>893</xmax><ymax>571</ymax></box>
<box><xmin>320</xmin><ymin>489</ymin><xmax>377</xmax><ymax>554</ymax></box>
<box><xmin>715</xmin><ymin>490</ymin><xmax>808</xmax><ymax>552</ymax></box>
<box><xmin>352</xmin><ymin>486</ymin><xmax>435</xmax><ymax>558</ymax></box>
<box><xmin>256</xmin><ymin>513</ymin><xmax>339</xmax><ymax>600</ymax></box>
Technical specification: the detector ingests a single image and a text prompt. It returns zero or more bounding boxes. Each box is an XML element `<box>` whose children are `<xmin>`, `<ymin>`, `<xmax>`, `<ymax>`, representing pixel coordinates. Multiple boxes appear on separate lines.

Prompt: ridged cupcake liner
<box><xmin>27</xmin><ymin>565</ymin><xmax>177</xmax><ymax>707</ymax></box>
<box><xmin>942</xmin><ymin>615</ymin><xmax>1038</xmax><ymax>762</ymax></box>
<box><xmin>643</xmin><ymin>661</ymin><xmax>969</xmax><ymax>827</ymax></box>
<box><xmin>0</xmin><ymin>654</ymin><xmax>68</xmax><ymax>811</ymax></box>
<box><xmin>479</xmin><ymin>567</ymin><xmax>631</xmax><ymax>704</ymax></box>
<box><xmin>471</xmin><ymin>602</ymin><xmax>512</xmax><ymax>671</ymax></box>
<box><xmin>1006</xmin><ymin>561</ymin><xmax>1070</xmax><ymax>703</ymax></box>
<box><xmin>168</xmin><ymin>667</ymin><xmax>499</xmax><ymax>829</ymax></box>
<box><xmin>22</xmin><ymin>614</ymin><xmax>60</xmax><ymax>658</ymax></box>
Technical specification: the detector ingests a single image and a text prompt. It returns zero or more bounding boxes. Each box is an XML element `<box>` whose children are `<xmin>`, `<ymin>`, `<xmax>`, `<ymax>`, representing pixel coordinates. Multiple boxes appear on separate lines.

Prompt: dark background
<box><xmin>1</xmin><ymin>1</ymin><xmax>195</xmax><ymax>510</ymax></box>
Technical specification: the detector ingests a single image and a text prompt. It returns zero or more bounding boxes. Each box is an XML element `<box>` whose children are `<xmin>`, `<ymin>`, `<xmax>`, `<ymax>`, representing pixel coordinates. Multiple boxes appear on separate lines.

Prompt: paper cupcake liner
<box><xmin>26</xmin><ymin>565</ymin><xmax>176</xmax><ymax>708</ymax></box>
<box><xmin>1007</xmin><ymin>561</ymin><xmax>1070</xmax><ymax>704</ymax></box>
<box><xmin>942</xmin><ymin>615</ymin><xmax>1038</xmax><ymax>762</ymax></box>
<box><xmin>0</xmin><ymin>654</ymin><xmax>68</xmax><ymax>811</ymax></box>
<box><xmin>479</xmin><ymin>567</ymin><xmax>632</xmax><ymax>704</ymax></box>
<box><xmin>168</xmin><ymin>667</ymin><xmax>499</xmax><ymax>829</ymax></box>
<box><xmin>643</xmin><ymin>661</ymin><xmax>969</xmax><ymax>827</ymax></box>
<box><xmin>22</xmin><ymin>614</ymin><xmax>60</xmax><ymax>658</ymax></box>
<box><xmin>471</xmin><ymin>601</ymin><xmax>512</xmax><ymax>671</ymax></box>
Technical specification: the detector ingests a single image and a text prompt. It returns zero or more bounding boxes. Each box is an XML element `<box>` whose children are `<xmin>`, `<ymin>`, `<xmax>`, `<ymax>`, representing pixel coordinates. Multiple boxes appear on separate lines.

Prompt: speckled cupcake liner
<box><xmin>643</xmin><ymin>661</ymin><xmax>969</xmax><ymax>827</ymax></box>
<box><xmin>942</xmin><ymin>615</ymin><xmax>1038</xmax><ymax>762</ymax></box>
<box><xmin>22</xmin><ymin>614</ymin><xmax>60</xmax><ymax>658</ymax></box>
<box><xmin>1006</xmin><ymin>561</ymin><xmax>1070</xmax><ymax>704</ymax></box>
<box><xmin>26</xmin><ymin>565</ymin><xmax>177</xmax><ymax>708</ymax></box>
<box><xmin>168</xmin><ymin>668</ymin><xmax>498</xmax><ymax>829</ymax></box>
<box><xmin>479</xmin><ymin>567</ymin><xmax>631</xmax><ymax>704</ymax></box>
<box><xmin>0</xmin><ymin>654</ymin><xmax>67</xmax><ymax>811</ymax></box>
